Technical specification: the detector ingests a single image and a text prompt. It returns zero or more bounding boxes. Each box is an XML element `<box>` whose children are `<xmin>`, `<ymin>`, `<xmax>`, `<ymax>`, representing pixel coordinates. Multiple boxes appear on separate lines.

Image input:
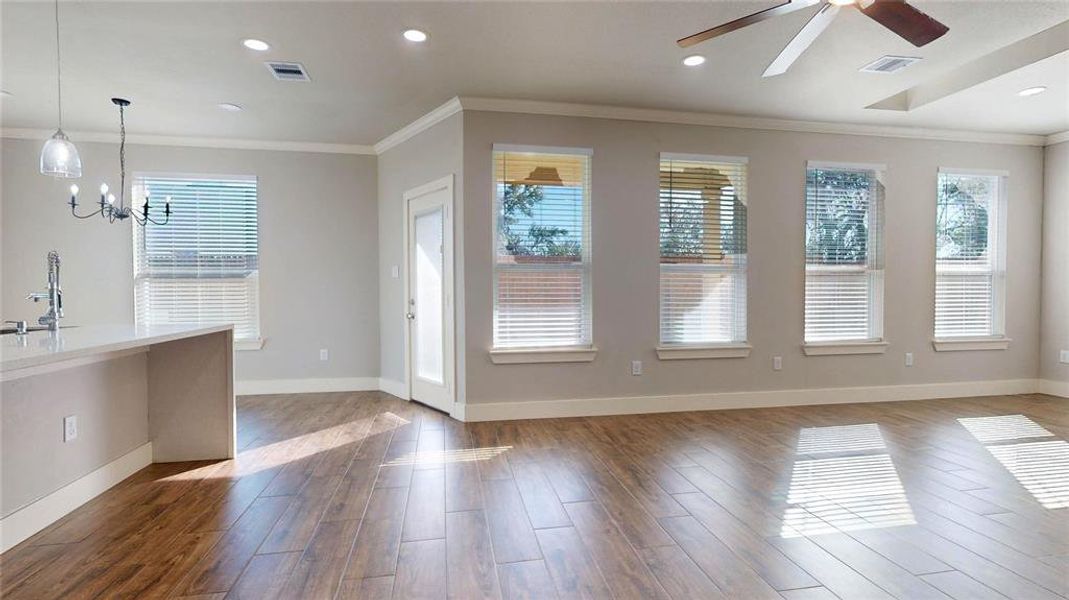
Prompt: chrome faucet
<box><xmin>27</xmin><ymin>251</ymin><xmax>63</xmax><ymax>331</ymax></box>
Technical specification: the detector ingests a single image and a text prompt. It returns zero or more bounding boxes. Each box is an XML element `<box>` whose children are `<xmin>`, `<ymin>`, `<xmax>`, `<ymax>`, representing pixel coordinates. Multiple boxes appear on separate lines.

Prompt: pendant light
<box><xmin>40</xmin><ymin>0</ymin><xmax>81</xmax><ymax>178</ymax></box>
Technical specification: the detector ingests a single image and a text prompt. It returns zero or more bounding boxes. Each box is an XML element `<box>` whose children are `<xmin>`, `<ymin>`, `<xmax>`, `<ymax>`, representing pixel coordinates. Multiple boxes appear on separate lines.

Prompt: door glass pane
<box><xmin>414</xmin><ymin>207</ymin><xmax>444</xmax><ymax>383</ymax></box>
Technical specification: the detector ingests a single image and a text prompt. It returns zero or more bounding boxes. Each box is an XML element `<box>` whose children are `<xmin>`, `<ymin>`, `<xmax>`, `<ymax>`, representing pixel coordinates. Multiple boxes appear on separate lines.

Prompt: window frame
<box><xmin>932</xmin><ymin>167</ymin><xmax>1010</xmax><ymax>351</ymax></box>
<box><xmin>656</xmin><ymin>152</ymin><xmax>751</xmax><ymax>359</ymax></box>
<box><xmin>488</xmin><ymin>144</ymin><xmax>595</xmax><ymax>360</ymax></box>
<box><xmin>802</xmin><ymin>160</ymin><xmax>887</xmax><ymax>355</ymax></box>
<box><xmin>132</xmin><ymin>171</ymin><xmax>262</xmax><ymax>349</ymax></box>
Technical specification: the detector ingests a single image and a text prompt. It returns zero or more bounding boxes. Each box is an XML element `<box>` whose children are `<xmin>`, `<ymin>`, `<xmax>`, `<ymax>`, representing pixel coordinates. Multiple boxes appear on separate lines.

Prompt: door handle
<box><xmin>406</xmin><ymin>312</ymin><xmax>415</xmax><ymax>320</ymax></box>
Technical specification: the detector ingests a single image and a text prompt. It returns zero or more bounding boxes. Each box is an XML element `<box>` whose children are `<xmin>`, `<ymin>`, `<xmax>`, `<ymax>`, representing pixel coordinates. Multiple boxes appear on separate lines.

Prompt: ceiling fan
<box><xmin>678</xmin><ymin>0</ymin><xmax>949</xmax><ymax>77</ymax></box>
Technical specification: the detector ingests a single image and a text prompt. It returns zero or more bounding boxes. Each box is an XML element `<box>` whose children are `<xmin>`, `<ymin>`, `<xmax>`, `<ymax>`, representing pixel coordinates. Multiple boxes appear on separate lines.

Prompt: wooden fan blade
<box><xmin>677</xmin><ymin>0</ymin><xmax>821</xmax><ymax>48</ymax></box>
<box><xmin>860</xmin><ymin>0</ymin><xmax>949</xmax><ymax>47</ymax></box>
<box><xmin>763</xmin><ymin>3</ymin><xmax>840</xmax><ymax>77</ymax></box>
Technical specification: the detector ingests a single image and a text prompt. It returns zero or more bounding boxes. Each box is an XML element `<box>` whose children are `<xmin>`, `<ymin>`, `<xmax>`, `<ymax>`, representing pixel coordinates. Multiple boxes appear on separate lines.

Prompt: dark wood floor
<box><xmin>2</xmin><ymin>392</ymin><xmax>1067</xmax><ymax>599</ymax></box>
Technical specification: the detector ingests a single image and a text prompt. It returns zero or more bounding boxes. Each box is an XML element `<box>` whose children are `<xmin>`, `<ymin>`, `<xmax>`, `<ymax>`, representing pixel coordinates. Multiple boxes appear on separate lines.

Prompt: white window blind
<box><xmin>659</xmin><ymin>155</ymin><xmax>748</xmax><ymax>345</ymax></box>
<box><xmin>133</xmin><ymin>174</ymin><xmax>260</xmax><ymax>341</ymax></box>
<box><xmin>935</xmin><ymin>171</ymin><xmax>1005</xmax><ymax>339</ymax></box>
<box><xmin>493</xmin><ymin>147</ymin><xmax>591</xmax><ymax>349</ymax></box>
<box><xmin>804</xmin><ymin>163</ymin><xmax>885</xmax><ymax>343</ymax></box>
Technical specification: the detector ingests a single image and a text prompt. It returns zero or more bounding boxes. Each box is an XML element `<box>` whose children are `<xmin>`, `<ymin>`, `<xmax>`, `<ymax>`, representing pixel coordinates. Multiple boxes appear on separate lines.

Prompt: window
<box><xmin>804</xmin><ymin>162</ymin><xmax>885</xmax><ymax>345</ymax></box>
<box><xmin>133</xmin><ymin>174</ymin><xmax>261</xmax><ymax>344</ymax></box>
<box><xmin>492</xmin><ymin>146</ymin><xmax>591</xmax><ymax>350</ymax></box>
<box><xmin>659</xmin><ymin>154</ymin><xmax>748</xmax><ymax>349</ymax></box>
<box><xmin>935</xmin><ymin>170</ymin><xmax>1006</xmax><ymax>340</ymax></box>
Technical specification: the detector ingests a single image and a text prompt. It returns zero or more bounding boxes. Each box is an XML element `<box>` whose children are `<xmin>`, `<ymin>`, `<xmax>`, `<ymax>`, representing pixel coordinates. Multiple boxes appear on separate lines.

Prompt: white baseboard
<box><xmin>235</xmin><ymin>377</ymin><xmax>380</xmax><ymax>396</ymax></box>
<box><xmin>460</xmin><ymin>378</ymin><xmax>1039</xmax><ymax>422</ymax></box>
<box><xmin>0</xmin><ymin>442</ymin><xmax>152</xmax><ymax>553</ymax></box>
<box><xmin>378</xmin><ymin>378</ymin><xmax>407</xmax><ymax>399</ymax></box>
<box><xmin>1038</xmin><ymin>379</ymin><xmax>1069</xmax><ymax>398</ymax></box>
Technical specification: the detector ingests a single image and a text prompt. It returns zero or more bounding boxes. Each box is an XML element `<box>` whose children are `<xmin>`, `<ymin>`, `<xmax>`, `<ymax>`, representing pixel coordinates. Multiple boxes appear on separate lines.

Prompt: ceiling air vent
<box><xmin>859</xmin><ymin>55</ymin><xmax>921</xmax><ymax>74</ymax></box>
<box><xmin>265</xmin><ymin>61</ymin><xmax>311</xmax><ymax>82</ymax></box>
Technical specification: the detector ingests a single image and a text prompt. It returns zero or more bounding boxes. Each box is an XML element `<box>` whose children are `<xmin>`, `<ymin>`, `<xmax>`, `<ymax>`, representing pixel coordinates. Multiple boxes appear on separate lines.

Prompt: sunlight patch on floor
<box><xmin>797</xmin><ymin>423</ymin><xmax>886</xmax><ymax>454</ymax></box>
<box><xmin>781</xmin><ymin>453</ymin><xmax>916</xmax><ymax>537</ymax></box>
<box><xmin>781</xmin><ymin>423</ymin><xmax>915</xmax><ymax>538</ymax></box>
<box><xmin>986</xmin><ymin>440</ymin><xmax>1069</xmax><ymax>509</ymax></box>
<box><xmin>382</xmin><ymin>446</ymin><xmax>512</xmax><ymax>466</ymax></box>
<box><xmin>957</xmin><ymin>414</ymin><xmax>1067</xmax><ymax>509</ymax></box>
<box><xmin>957</xmin><ymin>414</ymin><xmax>1053</xmax><ymax>443</ymax></box>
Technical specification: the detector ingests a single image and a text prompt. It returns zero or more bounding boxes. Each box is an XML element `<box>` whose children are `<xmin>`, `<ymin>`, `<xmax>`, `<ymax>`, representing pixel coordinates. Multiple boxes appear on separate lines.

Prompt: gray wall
<box><xmin>377</xmin><ymin>114</ymin><xmax>464</xmax><ymax>390</ymax></box>
<box><xmin>0</xmin><ymin>138</ymin><xmax>379</xmax><ymax>382</ymax></box>
<box><xmin>1042</xmin><ymin>142</ymin><xmax>1068</xmax><ymax>382</ymax></box>
<box><xmin>461</xmin><ymin>111</ymin><xmax>1045</xmax><ymax>404</ymax></box>
<box><xmin>2</xmin><ymin>353</ymin><xmax>148</xmax><ymax>517</ymax></box>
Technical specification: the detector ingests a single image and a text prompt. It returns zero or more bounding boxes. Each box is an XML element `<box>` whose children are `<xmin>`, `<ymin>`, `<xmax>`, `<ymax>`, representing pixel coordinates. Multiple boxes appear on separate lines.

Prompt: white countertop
<box><xmin>1</xmin><ymin>324</ymin><xmax>233</xmax><ymax>373</ymax></box>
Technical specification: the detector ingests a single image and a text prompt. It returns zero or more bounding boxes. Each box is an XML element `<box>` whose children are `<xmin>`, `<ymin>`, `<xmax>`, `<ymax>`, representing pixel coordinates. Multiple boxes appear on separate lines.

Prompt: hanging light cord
<box><xmin>53</xmin><ymin>0</ymin><xmax>63</xmax><ymax>129</ymax></box>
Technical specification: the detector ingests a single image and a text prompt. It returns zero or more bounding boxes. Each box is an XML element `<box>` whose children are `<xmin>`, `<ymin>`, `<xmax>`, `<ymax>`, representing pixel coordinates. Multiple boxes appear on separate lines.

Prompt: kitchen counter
<box><xmin>1</xmin><ymin>323</ymin><xmax>235</xmax><ymax>552</ymax></box>
<box><xmin>1</xmin><ymin>323</ymin><xmax>233</xmax><ymax>374</ymax></box>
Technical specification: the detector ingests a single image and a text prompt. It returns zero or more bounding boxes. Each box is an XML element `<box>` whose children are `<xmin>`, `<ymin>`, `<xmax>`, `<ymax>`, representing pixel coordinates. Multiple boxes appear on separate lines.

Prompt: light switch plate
<box><xmin>391</xmin><ymin>265</ymin><xmax>400</xmax><ymax>279</ymax></box>
<box><xmin>319</xmin><ymin>348</ymin><xmax>329</xmax><ymax>361</ymax></box>
<box><xmin>631</xmin><ymin>360</ymin><xmax>642</xmax><ymax>376</ymax></box>
<box><xmin>1061</xmin><ymin>349</ymin><xmax>1069</xmax><ymax>364</ymax></box>
<box><xmin>63</xmin><ymin>415</ymin><xmax>77</xmax><ymax>442</ymax></box>
<box><xmin>773</xmin><ymin>356</ymin><xmax>783</xmax><ymax>371</ymax></box>
<box><xmin>905</xmin><ymin>352</ymin><xmax>914</xmax><ymax>367</ymax></box>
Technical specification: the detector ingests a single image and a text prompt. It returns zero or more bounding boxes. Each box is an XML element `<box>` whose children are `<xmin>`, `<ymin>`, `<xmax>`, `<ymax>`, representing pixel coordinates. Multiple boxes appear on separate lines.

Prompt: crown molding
<box><xmin>4</xmin><ymin>98</ymin><xmax>1059</xmax><ymax>155</ymax></box>
<box><xmin>455</xmin><ymin>96</ymin><xmax>1049</xmax><ymax>147</ymax></box>
<box><xmin>1046</xmin><ymin>131</ymin><xmax>1069</xmax><ymax>146</ymax></box>
<box><xmin>372</xmin><ymin>97</ymin><xmax>463</xmax><ymax>154</ymax></box>
<box><xmin>0</xmin><ymin>128</ymin><xmax>376</xmax><ymax>155</ymax></box>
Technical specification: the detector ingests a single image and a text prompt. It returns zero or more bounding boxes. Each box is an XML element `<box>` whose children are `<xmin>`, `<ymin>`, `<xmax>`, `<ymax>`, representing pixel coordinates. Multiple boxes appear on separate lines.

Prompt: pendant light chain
<box><xmin>119</xmin><ymin>102</ymin><xmax>126</xmax><ymax>209</ymax></box>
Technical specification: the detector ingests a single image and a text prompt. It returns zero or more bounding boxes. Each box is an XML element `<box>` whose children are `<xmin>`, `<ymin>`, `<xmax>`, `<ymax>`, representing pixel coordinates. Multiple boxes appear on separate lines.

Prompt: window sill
<box><xmin>803</xmin><ymin>341</ymin><xmax>888</xmax><ymax>356</ymax></box>
<box><xmin>235</xmin><ymin>338</ymin><xmax>264</xmax><ymax>351</ymax></box>
<box><xmin>489</xmin><ymin>347</ymin><xmax>597</xmax><ymax>364</ymax></box>
<box><xmin>932</xmin><ymin>337</ymin><xmax>1011</xmax><ymax>352</ymax></box>
<box><xmin>657</xmin><ymin>344</ymin><xmax>752</xmax><ymax>360</ymax></box>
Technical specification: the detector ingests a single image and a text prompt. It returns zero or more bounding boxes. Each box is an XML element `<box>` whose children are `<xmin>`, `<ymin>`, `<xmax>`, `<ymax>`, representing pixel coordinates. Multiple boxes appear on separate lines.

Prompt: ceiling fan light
<box><xmin>40</xmin><ymin>129</ymin><xmax>82</xmax><ymax>178</ymax></box>
<box><xmin>682</xmin><ymin>54</ymin><xmax>706</xmax><ymax>66</ymax></box>
<box><xmin>829</xmin><ymin>0</ymin><xmax>856</xmax><ymax>5</ymax></box>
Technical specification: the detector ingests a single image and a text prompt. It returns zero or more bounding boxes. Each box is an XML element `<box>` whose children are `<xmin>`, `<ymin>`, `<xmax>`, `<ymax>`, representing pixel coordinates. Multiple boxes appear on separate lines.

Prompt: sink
<box><xmin>1</xmin><ymin>325</ymin><xmax>78</xmax><ymax>335</ymax></box>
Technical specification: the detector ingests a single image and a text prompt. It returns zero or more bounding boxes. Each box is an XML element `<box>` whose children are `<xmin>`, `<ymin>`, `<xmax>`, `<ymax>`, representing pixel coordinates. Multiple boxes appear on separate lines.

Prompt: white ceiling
<box><xmin>2</xmin><ymin>1</ymin><xmax>1067</xmax><ymax>145</ymax></box>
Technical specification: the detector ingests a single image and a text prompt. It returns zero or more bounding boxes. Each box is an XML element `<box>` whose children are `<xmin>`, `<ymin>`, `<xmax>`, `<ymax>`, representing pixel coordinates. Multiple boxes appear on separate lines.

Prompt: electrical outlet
<box><xmin>319</xmin><ymin>348</ymin><xmax>329</xmax><ymax>361</ymax></box>
<box><xmin>1061</xmin><ymin>349</ymin><xmax>1069</xmax><ymax>364</ymax></box>
<box><xmin>905</xmin><ymin>352</ymin><xmax>914</xmax><ymax>367</ymax></box>
<box><xmin>391</xmin><ymin>265</ymin><xmax>400</xmax><ymax>279</ymax></box>
<box><xmin>631</xmin><ymin>360</ymin><xmax>642</xmax><ymax>376</ymax></box>
<box><xmin>772</xmin><ymin>356</ymin><xmax>783</xmax><ymax>371</ymax></box>
<box><xmin>63</xmin><ymin>415</ymin><xmax>77</xmax><ymax>442</ymax></box>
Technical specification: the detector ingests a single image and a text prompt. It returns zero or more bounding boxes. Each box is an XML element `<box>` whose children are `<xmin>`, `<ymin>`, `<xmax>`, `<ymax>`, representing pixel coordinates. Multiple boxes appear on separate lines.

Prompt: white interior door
<box><xmin>405</xmin><ymin>177</ymin><xmax>454</xmax><ymax>414</ymax></box>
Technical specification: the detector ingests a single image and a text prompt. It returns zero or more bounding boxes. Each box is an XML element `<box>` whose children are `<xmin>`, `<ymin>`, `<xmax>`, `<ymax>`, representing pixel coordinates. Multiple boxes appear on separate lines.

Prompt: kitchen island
<box><xmin>0</xmin><ymin>324</ymin><xmax>234</xmax><ymax>551</ymax></box>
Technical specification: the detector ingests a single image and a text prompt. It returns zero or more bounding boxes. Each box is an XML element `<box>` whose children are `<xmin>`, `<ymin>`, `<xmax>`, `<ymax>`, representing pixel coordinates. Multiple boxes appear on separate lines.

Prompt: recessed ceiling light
<box><xmin>682</xmin><ymin>55</ymin><xmax>706</xmax><ymax>67</ymax></box>
<box><xmin>403</xmin><ymin>29</ymin><xmax>428</xmax><ymax>43</ymax></box>
<box><xmin>242</xmin><ymin>39</ymin><xmax>270</xmax><ymax>51</ymax></box>
<box><xmin>1018</xmin><ymin>86</ymin><xmax>1047</xmax><ymax>97</ymax></box>
<box><xmin>218</xmin><ymin>103</ymin><xmax>244</xmax><ymax>112</ymax></box>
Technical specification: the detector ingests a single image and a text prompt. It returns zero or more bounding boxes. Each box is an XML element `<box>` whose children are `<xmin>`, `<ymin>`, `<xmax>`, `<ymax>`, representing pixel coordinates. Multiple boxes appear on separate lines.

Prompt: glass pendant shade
<box><xmin>40</xmin><ymin>129</ymin><xmax>82</xmax><ymax>178</ymax></box>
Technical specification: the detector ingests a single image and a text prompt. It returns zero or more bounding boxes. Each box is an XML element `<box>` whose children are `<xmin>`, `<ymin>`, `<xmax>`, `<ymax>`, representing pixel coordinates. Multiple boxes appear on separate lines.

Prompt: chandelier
<box><xmin>66</xmin><ymin>98</ymin><xmax>171</xmax><ymax>226</ymax></box>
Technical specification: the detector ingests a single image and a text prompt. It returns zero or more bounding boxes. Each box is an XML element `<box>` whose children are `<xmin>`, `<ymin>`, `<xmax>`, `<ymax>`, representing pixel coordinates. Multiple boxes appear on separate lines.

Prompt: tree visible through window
<box><xmin>935</xmin><ymin>171</ymin><xmax>1004</xmax><ymax>339</ymax></box>
<box><xmin>804</xmin><ymin>164</ymin><xmax>884</xmax><ymax>343</ymax></box>
<box><xmin>493</xmin><ymin>149</ymin><xmax>591</xmax><ymax>349</ymax></box>
<box><xmin>659</xmin><ymin>155</ymin><xmax>748</xmax><ymax>346</ymax></box>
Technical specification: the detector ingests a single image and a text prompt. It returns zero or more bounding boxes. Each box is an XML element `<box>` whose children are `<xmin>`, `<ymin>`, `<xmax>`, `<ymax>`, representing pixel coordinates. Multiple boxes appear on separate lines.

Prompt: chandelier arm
<box><xmin>70</xmin><ymin>205</ymin><xmax>104</xmax><ymax>220</ymax></box>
